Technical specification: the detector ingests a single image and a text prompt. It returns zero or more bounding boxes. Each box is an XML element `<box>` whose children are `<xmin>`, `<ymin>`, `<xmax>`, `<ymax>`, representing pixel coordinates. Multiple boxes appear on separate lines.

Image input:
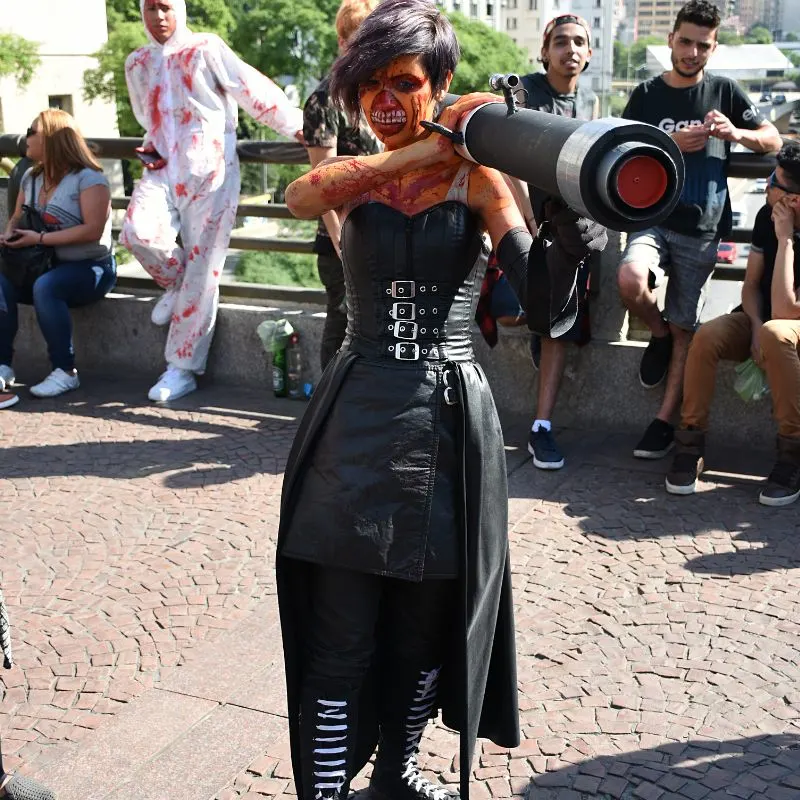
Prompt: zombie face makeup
<box><xmin>358</xmin><ymin>55</ymin><xmax>444</xmax><ymax>149</ymax></box>
<box><xmin>144</xmin><ymin>0</ymin><xmax>177</xmax><ymax>44</ymax></box>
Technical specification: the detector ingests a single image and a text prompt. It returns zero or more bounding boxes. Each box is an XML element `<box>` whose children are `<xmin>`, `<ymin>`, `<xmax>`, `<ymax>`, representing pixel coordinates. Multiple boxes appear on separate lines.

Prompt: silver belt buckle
<box><xmin>395</xmin><ymin>321</ymin><xmax>418</xmax><ymax>340</ymax></box>
<box><xmin>395</xmin><ymin>342</ymin><xmax>420</xmax><ymax>360</ymax></box>
<box><xmin>391</xmin><ymin>280</ymin><xmax>415</xmax><ymax>298</ymax></box>
<box><xmin>390</xmin><ymin>302</ymin><xmax>416</xmax><ymax>320</ymax></box>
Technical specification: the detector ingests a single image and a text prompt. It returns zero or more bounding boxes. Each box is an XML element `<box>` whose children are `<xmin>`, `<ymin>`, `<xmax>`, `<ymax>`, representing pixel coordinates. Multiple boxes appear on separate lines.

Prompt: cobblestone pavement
<box><xmin>3</xmin><ymin>381</ymin><xmax>800</xmax><ymax>800</ymax></box>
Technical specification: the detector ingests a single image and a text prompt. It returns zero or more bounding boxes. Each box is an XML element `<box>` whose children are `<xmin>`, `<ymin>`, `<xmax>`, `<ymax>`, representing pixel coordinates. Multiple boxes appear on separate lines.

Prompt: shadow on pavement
<box><xmin>526</xmin><ymin>733</ymin><xmax>800</xmax><ymax>798</ymax></box>
<box><xmin>0</xmin><ymin>377</ymin><xmax>303</xmax><ymax>487</ymax></box>
<box><xmin>506</xmin><ymin>427</ymin><xmax>800</xmax><ymax>577</ymax></box>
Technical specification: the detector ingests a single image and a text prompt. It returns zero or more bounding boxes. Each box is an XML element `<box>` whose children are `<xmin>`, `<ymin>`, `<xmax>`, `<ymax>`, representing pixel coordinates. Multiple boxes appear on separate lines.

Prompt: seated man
<box><xmin>665</xmin><ymin>141</ymin><xmax>800</xmax><ymax>506</ymax></box>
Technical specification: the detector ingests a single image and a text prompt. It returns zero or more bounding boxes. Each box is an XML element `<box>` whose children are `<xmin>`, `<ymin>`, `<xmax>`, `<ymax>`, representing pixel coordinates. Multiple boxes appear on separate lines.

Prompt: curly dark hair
<box><xmin>777</xmin><ymin>141</ymin><xmax>800</xmax><ymax>191</ymax></box>
<box><xmin>674</xmin><ymin>0</ymin><xmax>721</xmax><ymax>33</ymax></box>
<box><xmin>329</xmin><ymin>0</ymin><xmax>460</xmax><ymax>120</ymax></box>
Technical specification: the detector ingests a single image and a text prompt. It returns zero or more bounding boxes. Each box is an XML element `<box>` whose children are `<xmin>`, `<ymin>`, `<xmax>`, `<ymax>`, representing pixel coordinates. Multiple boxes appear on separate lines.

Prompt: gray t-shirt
<box><xmin>20</xmin><ymin>167</ymin><xmax>113</xmax><ymax>262</ymax></box>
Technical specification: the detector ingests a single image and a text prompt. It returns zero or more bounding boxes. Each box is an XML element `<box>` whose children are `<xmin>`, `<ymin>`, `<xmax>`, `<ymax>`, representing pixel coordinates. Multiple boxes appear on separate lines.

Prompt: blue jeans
<box><xmin>0</xmin><ymin>256</ymin><xmax>116</xmax><ymax>371</ymax></box>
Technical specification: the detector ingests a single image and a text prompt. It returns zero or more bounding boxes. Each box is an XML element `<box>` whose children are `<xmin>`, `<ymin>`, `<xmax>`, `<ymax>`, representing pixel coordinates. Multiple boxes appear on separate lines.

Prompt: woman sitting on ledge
<box><xmin>0</xmin><ymin>109</ymin><xmax>116</xmax><ymax>399</ymax></box>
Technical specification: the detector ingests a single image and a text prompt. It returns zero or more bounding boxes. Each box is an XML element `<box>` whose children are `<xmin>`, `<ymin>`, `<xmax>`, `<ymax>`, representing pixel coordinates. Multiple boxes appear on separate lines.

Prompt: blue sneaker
<box><xmin>528</xmin><ymin>427</ymin><xmax>565</xmax><ymax>470</ymax></box>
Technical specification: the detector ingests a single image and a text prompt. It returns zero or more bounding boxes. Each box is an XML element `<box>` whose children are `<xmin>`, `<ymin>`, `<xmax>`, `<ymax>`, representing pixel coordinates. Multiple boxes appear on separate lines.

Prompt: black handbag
<box><xmin>0</xmin><ymin>173</ymin><xmax>54</xmax><ymax>294</ymax></box>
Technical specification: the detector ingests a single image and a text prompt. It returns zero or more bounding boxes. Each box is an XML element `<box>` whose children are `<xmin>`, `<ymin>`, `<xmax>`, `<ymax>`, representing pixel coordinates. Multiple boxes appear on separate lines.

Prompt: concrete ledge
<box><xmin>13</xmin><ymin>289</ymin><xmax>775</xmax><ymax>446</ymax></box>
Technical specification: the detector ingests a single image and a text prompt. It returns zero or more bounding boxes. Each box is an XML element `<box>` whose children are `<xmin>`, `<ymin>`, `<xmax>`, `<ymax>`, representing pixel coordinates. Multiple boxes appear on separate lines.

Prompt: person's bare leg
<box><xmin>656</xmin><ymin>324</ymin><xmax>692</xmax><ymax>423</ymax></box>
<box><xmin>536</xmin><ymin>337</ymin><xmax>567</xmax><ymax>422</ymax></box>
<box><xmin>618</xmin><ymin>260</ymin><xmax>669</xmax><ymax>336</ymax></box>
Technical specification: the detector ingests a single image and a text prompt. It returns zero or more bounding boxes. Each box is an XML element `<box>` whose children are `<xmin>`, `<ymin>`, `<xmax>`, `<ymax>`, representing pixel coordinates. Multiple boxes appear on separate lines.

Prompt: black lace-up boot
<box><xmin>299</xmin><ymin>685</ymin><xmax>358</xmax><ymax>800</ymax></box>
<box><xmin>370</xmin><ymin>665</ymin><xmax>460</xmax><ymax>800</ymax></box>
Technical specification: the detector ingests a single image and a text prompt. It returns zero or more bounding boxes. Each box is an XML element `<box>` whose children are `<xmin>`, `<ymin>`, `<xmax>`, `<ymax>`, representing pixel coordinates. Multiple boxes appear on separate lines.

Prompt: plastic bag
<box><xmin>734</xmin><ymin>357</ymin><xmax>769</xmax><ymax>403</ymax></box>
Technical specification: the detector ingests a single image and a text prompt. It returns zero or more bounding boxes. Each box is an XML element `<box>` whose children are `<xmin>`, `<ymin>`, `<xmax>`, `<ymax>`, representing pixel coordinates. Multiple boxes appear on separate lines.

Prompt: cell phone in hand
<box><xmin>136</xmin><ymin>149</ymin><xmax>164</xmax><ymax>166</ymax></box>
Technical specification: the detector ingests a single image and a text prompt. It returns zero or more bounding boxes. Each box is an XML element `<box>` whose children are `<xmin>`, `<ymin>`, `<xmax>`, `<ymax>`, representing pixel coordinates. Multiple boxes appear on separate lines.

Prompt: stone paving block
<box><xmin>34</xmin><ymin>688</ymin><xmax>217</xmax><ymax>798</ymax></box>
<box><xmin>6</xmin><ymin>382</ymin><xmax>800</xmax><ymax>800</ymax></box>
<box><xmin>107</xmin><ymin>705</ymin><xmax>285</xmax><ymax>800</ymax></box>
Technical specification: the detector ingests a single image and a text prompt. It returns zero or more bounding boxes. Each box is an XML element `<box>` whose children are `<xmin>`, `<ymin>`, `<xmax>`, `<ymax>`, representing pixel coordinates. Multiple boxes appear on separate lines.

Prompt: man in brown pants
<box><xmin>665</xmin><ymin>141</ymin><xmax>800</xmax><ymax>506</ymax></box>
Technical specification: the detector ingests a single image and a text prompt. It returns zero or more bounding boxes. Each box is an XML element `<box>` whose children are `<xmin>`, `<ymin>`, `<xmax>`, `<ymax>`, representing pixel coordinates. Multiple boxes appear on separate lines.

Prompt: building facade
<box><xmin>0</xmin><ymin>0</ymin><xmax>119</xmax><ymax>139</ymax></box>
<box><xmin>436</xmin><ymin>0</ymin><xmax>504</xmax><ymax>32</ymax></box>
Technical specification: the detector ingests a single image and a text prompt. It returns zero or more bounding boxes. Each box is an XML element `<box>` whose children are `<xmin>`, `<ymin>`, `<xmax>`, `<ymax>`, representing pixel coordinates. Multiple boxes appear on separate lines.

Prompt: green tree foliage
<box><xmin>84</xmin><ymin>0</ymin><xmax>235</xmax><ymax>136</ymax></box>
<box><xmin>718</xmin><ymin>30</ymin><xmax>744</xmax><ymax>45</ymax></box>
<box><xmin>613</xmin><ymin>36</ymin><xmax>666</xmax><ymax>79</ymax></box>
<box><xmin>745</xmin><ymin>25</ymin><xmax>772</xmax><ymax>44</ymax></box>
<box><xmin>782</xmin><ymin>49</ymin><xmax>800</xmax><ymax>68</ymax></box>
<box><xmin>0</xmin><ymin>33</ymin><xmax>41</xmax><ymax>88</ymax></box>
<box><xmin>235</xmin><ymin>249</ymin><xmax>321</xmax><ymax>287</ymax></box>
<box><xmin>230</xmin><ymin>0</ymin><xmax>340</xmax><ymax>90</ymax></box>
<box><xmin>446</xmin><ymin>12</ymin><xmax>530</xmax><ymax>94</ymax></box>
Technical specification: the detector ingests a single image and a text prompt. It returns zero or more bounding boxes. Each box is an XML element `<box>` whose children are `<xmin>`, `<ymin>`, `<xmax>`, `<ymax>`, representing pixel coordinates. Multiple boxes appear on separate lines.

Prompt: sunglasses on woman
<box><xmin>25</xmin><ymin>127</ymin><xmax>37</xmax><ymax>138</ymax></box>
<box><xmin>768</xmin><ymin>170</ymin><xmax>800</xmax><ymax>195</ymax></box>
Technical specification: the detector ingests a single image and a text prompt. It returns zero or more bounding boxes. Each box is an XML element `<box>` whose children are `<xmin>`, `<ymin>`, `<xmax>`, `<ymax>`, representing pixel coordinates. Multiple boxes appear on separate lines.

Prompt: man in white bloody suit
<box><xmin>121</xmin><ymin>0</ymin><xmax>304</xmax><ymax>401</ymax></box>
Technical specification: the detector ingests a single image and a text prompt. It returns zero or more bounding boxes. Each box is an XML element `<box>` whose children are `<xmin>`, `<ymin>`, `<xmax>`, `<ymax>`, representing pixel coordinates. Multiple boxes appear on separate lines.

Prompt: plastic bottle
<box><xmin>256</xmin><ymin>318</ymin><xmax>294</xmax><ymax>398</ymax></box>
<box><xmin>273</xmin><ymin>338</ymin><xmax>288</xmax><ymax>398</ymax></box>
<box><xmin>286</xmin><ymin>332</ymin><xmax>303</xmax><ymax>399</ymax></box>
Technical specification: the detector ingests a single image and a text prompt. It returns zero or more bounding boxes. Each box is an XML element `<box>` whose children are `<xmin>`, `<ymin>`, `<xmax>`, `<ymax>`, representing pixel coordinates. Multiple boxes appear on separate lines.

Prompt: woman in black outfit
<box><xmin>278</xmin><ymin>2</ymin><xmax>604</xmax><ymax>798</ymax></box>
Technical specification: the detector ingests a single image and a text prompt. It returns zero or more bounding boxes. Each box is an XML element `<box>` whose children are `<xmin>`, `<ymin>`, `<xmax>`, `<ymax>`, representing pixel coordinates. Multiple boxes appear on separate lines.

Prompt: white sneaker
<box><xmin>148</xmin><ymin>366</ymin><xmax>197</xmax><ymax>402</ymax></box>
<box><xmin>30</xmin><ymin>368</ymin><xmax>80</xmax><ymax>398</ymax></box>
<box><xmin>0</xmin><ymin>392</ymin><xmax>19</xmax><ymax>410</ymax></box>
<box><xmin>151</xmin><ymin>289</ymin><xmax>177</xmax><ymax>326</ymax></box>
<box><xmin>0</xmin><ymin>364</ymin><xmax>15</xmax><ymax>392</ymax></box>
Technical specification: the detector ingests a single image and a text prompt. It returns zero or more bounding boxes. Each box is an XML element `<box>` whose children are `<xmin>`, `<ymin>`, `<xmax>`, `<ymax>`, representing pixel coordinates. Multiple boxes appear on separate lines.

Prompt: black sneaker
<box><xmin>528</xmin><ymin>427</ymin><xmax>565</xmax><ymax>469</ymax></box>
<box><xmin>529</xmin><ymin>334</ymin><xmax>541</xmax><ymax>372</ymax></box>
<box><xmin>639</xmin><ymin>331</ymin><xmax>673</xmax><ymax>389</ymax></box>
<box><xmin>759</xmin><ymin>460</ymin><xmax>800</xmax><ymax>507</ymax></box>
<box><xmin>665</xmin><ymin>428</ymin><xmax>705</xmax><ymax>494</ymax></box>
<box><xmin>633</xmin><ymin>419</ymin><xmax>675</xmax><ymax>459</ymax></box>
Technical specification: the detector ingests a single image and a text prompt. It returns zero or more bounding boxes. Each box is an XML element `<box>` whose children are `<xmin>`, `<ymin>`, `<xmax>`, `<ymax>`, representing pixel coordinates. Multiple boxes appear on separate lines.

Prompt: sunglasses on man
<box><xmin>768</xmin><ymin>170</ymin><xmax>800</xmax><ymax>195</ymax></box>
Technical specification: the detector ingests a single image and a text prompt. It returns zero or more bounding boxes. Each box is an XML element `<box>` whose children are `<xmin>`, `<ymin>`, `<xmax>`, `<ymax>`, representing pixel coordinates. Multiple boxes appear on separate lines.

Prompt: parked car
<box><xmin>760</xmin><ymin>92</ymin><xmax>773</xmax><ymax>103</ymax></box>
<box><xmin>717</xmin><ymin>241</ymin><xmax>737</xmax><ymax>264</ymax></box>
<box><xmin>731</xmin><ymin>203</ymin><xmax>745</xmax><ymax>228</ymax></box>
<box><xmin>753</xmin><ymin>177</ymin><xmax>768</xmax><ymax>192</ymax></box>
<box><xmin>774</xmin><ymin>94</ymin><xmax>787</xmax><ymax>106</ymax></box>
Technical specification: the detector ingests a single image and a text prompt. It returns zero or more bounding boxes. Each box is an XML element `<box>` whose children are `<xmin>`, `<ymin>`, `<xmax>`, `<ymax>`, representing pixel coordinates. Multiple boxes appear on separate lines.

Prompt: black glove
<box><xmin>543</xmin><ymin>198</ymin><xmax>608</xmax><ymax>258</ymax></box>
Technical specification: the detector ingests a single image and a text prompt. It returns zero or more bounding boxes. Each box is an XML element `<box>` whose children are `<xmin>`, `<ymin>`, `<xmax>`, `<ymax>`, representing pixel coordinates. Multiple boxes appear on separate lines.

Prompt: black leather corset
<box><xmin>339</xmin><ymin>201</ymin><xmax>485</xmax><ymax>363</ymax></box>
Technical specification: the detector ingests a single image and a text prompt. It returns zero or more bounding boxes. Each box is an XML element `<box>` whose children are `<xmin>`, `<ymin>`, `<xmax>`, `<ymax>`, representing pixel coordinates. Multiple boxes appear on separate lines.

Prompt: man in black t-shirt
<box><xmin>617</xmin><ymin>0</ymin><xmax>781</xmax><ymax>461</ymax></box>
<box><xmin>303</xmin><ymin>0</ymin><xmax>380</xmax><ymax>370</ymax></box>
<box><xmin>664</xmin><ymin>141</ymin><xmax>800</xmax><ymax>506</ymax></box>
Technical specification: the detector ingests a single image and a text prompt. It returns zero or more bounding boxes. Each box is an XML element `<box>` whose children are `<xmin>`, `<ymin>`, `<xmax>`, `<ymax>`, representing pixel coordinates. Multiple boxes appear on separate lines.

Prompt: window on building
<box><xmin>48</xmin><ymin>95</ymin><xmax>74</xmax><ymax>115</ymax></box>
<box><xmin>487</xmin><ymin>2</ymin><xmax>493</xmax><ymax>13</ymax></box>
<box><xmin>593</xmin><ymin>16</ymin><xmax>601</xmax><ymax>26</ymax></box>
<box><xmin>471</xmin><ymin>2</ymin><xmax>478</xmax><ymax>14</ymax></box>
<box><xmin>594</xmin><ymin>36</ymin><xmax>600</xmax><ymax>47</ymax></box>
<box><xmin>528</xmin><ymin>0</ymin><xmax>536</xmax><ymax>8</ymax></box>
<box><xmin>552</xmin><ymin>0</ymin><xmax>558</xmax><ymax>7</ymax></box>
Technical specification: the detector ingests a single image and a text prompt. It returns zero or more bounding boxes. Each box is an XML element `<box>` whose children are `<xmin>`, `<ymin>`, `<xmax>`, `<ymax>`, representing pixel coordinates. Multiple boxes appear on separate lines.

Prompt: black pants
<box><xmin>304</xmin><ymin>566</ymin><xmax>457</xmax><ymax>692</ymax></box>
<box><xmin>317</xmin><ymin>254</ymin><xmax>347</xmax><ymax>372</ymax></box>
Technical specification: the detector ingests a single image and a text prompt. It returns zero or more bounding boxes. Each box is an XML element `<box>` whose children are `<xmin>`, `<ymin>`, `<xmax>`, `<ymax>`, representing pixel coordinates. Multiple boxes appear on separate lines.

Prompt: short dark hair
<box><xmin>673</xmin><ymin>0</ymin><xmax>721</xmax><ymax>33</ymax></box>
<box><xmin>777</xmin><ymin>141</ymin><xmax>800</xmax><ymax>190</ymax></box>
<box><xmin>329</xmin><ymin>0</ymin><xmax>460</xmax><ymax>119</ymax></box>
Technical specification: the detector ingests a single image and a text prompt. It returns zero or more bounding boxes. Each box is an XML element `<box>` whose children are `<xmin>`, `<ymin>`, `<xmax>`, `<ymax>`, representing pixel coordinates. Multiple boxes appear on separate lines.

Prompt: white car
<box><xmin>753</xmin><ymin>177</ymin><xmax>768</xmax><ymax>193</ymax></box>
